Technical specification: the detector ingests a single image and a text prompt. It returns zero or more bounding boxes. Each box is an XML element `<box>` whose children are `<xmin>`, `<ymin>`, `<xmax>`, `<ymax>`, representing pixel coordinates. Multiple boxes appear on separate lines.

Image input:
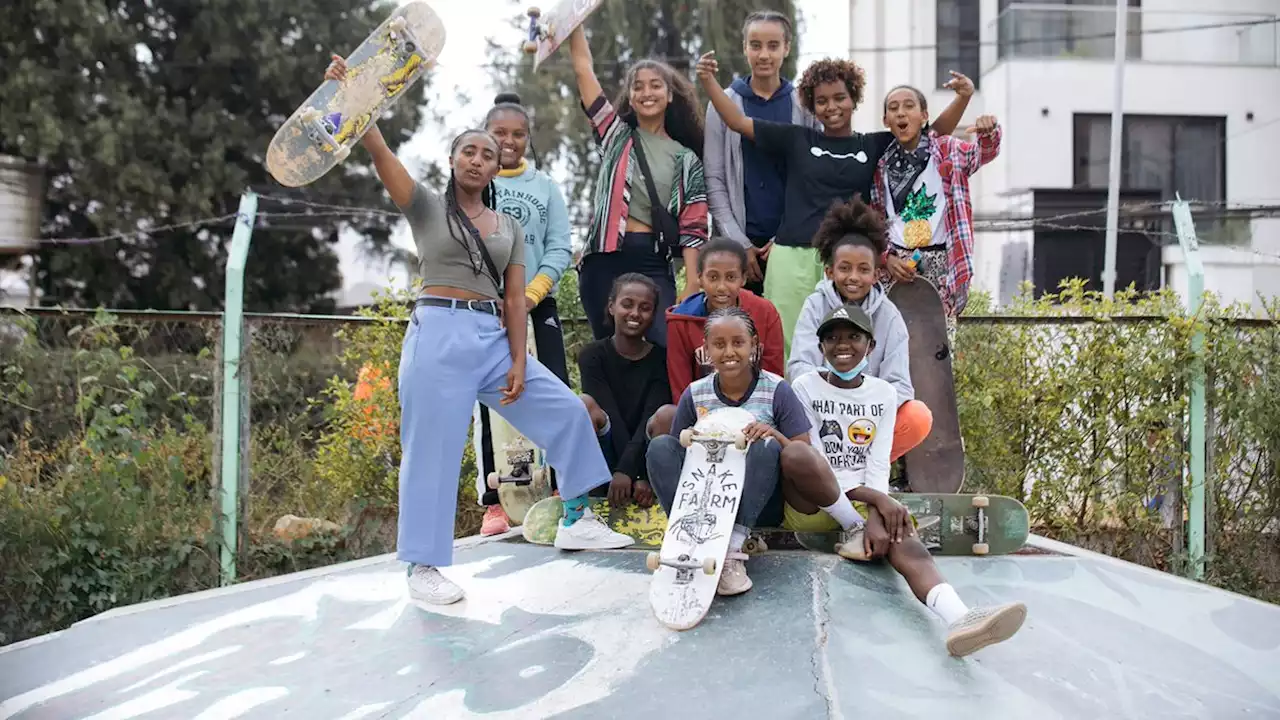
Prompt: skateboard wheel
<box><xmin>742</xmin><ymin>536</ymin><xmax>768</xmax><ymax>554</ymax></box>
<box><xmin>645</xmin><ymin>551</ymin><xmax>660</xmax><ymax>572</ymax></box>
<box><xmin>389</xmin><ymin>17</ymin><xmax>406</xmax><ymax>31</ymax></box>
<box><xmin>702</xmin><ymin>557</ymin><xmax>716</xmax><ymax>575</ymax></box>
<box><xmin>679</xmin><ymin>428</ymin><xmax>694</xmax><ymax>448</ymax></box>
<box><xmin>972</xmin><ymin>495</ymin><xmax>989</xmax><ymax>508</ymax></box>
<box><xmin>972</xmin><ymin>543</ymin><xmax>989</xmax><ymax>555</ymax></box>
<box><xmin>734</xmin><ymin>434</ymin><xmax>747</xmax><ymax>451</ymax></box>
<box><xmin>300</xmin><ymin>108</ymin><xmax>321</xmax><ymax>124</ymax></box>
<box><xmin>527</xmin><ymin>6</ymin><xmax>541</xmax><ymax>16</ymax></box>
<box><xmin>486</xmin><ymin>471</ymin><xmax>500</xmax><ymax>490</ymax></box>
<box><xmin>334</xmin><ymin>146</ymin><xmax>351</xmax><ymax>162</ymax></box>
<box><xmin>522</xmin><ymin>40</ymin><xmax>537</xmax><ymax>54</ymax></box>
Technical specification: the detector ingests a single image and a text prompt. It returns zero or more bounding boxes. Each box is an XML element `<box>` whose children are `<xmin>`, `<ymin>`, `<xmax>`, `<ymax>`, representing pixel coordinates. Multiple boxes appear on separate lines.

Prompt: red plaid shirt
<box><xmin>871</xmin><ymin>125</ymin><xmax>1001</xmax><ymax>316</ymax></box>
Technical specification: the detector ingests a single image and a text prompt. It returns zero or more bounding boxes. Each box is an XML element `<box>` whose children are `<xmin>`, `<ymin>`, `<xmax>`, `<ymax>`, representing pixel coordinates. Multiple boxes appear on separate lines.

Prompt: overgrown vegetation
<box><xmin>2</xmin><ymin>281</ymin><xmax>1277</xmax><ymax>646</ymax></box>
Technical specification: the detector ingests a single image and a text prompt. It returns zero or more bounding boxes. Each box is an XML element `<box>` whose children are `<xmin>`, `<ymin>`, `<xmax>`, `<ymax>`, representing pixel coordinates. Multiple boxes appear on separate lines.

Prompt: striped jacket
<box><xmin>581</xmin><ymin>94</ymin><xmax>709</xmax><ymax>258</ymax></box>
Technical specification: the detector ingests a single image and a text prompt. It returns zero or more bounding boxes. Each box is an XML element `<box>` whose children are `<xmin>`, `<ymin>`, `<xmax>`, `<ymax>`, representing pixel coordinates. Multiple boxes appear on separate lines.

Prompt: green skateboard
<box><xmin>795</xmin><ymin>493</ymin><xmax>1029</xmax><ymax>556</ymax></box>
<box><xmin>521</xmin><ymin>495</ymin><xmax>668</xmax><ymax>548</ymax></box>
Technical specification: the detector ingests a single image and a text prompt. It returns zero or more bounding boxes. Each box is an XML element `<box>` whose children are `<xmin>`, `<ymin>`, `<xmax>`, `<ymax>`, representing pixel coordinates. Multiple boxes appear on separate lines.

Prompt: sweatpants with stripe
<box><xmin>397</xmin><ymin>300</ymin><xmax>611</xmax><ymax>567</ymax></box>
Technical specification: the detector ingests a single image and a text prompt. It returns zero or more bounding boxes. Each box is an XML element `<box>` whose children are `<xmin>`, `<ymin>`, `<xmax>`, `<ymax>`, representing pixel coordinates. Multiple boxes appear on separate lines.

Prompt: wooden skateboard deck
<box><xmin>795</xmin><ymin>493</ymin><xmax>1029</xmax><ymax>556</ymax></box>
<box><xmin>887</xmin><ymin>278</ymin><xmax>964</xmax><ymax>493</ymax></box>
<box><xmin>520</xmin><ymin>0</ymin><xmax>607</xmax><ymax>71</ymax></box>
<box><xmin>474</xmin><ymin>316</ymin><xmax>549</xmax><ymax>525</ymax></box>
<box><xmin>521</xmin><ymin>495</ymin><xmax>668</xmax><ymax>547</ymax></box>
<box><xmin>646</xmin><ymin>407</ymin><xmax>753</xmax><ymax>631</ymax></box>
<box><xmin>265</xmin><ymin>1</ymin><xmax>445</xmax><ymax>187</ymax></box>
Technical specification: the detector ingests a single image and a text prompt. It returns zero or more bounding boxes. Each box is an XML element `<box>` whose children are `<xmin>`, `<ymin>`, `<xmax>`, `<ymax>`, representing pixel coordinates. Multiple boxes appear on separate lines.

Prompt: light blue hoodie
<box><xmin>494</xmin><ymin>160</ymin><xmax>572</xmax><ymax>290</ymax></box>
<box><xmin>786</xmin><ymin>280</ymin><xmax>915</xmax><ymax>407</ymax></box>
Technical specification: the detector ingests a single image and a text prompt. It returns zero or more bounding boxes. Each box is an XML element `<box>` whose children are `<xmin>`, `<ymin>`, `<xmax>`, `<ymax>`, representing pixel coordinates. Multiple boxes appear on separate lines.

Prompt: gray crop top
<box><xmin>405</xmin><ymin>183</ymin><xmax>524</xmax><ymax>299</ymax></box>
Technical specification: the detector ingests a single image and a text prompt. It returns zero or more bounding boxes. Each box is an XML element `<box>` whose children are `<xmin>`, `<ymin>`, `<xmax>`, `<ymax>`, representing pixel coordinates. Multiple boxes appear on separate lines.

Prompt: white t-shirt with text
<box><xmin>792</xmin><ymin>370</ymin><xmax>898</xmax><ymax>494</ymax></box>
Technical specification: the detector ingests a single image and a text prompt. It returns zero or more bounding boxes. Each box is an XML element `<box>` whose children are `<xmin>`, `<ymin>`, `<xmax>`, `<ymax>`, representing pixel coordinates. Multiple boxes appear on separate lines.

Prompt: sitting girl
<box><xmin>873</xmin><ymin>85</ymin><xmax>1001</xmax><ymax>321</ymax></box>
<box><xmin>579</xmin><ymin>274</ymin><xmax>672</xmax><ymax>508</ymax></box>
<box><xmin>786</xmin><ymin>197</ymin><xmax>932</xmax><ymax>463</ymax></box>
<box><xmin>782</xmin><ymin>302</ymin><xmax>1027</xmax><ymax>657</ymax></box>
<box><xmin>645</xmin><ymin>307</ymin><xmax>814</xmax><ymax>596</ymax></box>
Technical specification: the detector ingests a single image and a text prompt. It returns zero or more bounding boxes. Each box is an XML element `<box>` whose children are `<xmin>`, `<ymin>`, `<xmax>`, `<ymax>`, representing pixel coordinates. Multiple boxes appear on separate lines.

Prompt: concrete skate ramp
<box><xmin>2</xmin><ymin>534</ymin><xmax>1278</xmax><ymax>719</ymax></box>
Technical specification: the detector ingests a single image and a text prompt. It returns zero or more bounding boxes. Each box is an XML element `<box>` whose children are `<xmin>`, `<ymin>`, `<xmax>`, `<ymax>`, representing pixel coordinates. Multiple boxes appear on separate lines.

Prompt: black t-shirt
<box><xmin>753</xmin><ymin>121</ymin><xmax>894</xmax><ymax>247</ymax></box>
<box><xmin>576</xmin><ymin>338</ymin><xmax>671</xmax><ymax>481</ymax></box>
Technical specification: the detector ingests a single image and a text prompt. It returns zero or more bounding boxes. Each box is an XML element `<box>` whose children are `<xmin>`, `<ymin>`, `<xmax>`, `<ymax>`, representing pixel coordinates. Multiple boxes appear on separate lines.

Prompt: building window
<box><xmin>1073</xmin><ymin>113</ymin><xmax>1226</xmax><ymax>203</ymax></box>
<box><xmin>998</xmin><ymin>0</ymin><xmax>1141</xmax><ymax>62</ymax></box>
<box><xmin>937</xmin><ymin>0</ymin><xmax>980</xmax><ymax>88</ymax></box>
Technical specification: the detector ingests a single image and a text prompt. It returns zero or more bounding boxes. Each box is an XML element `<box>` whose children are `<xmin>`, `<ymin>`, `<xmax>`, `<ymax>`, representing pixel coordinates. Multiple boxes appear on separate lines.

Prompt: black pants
<box><xmin>478</xmin><ymin>296</ymin><xmax>570</xmax><ymax>506</ymax></box>
<box><xmin>579</xmin><ymin>233</ymin><xmax>677</xmax><ymax>347</ymax></box>
<box><xmin>744</xmin><ymin>235</ymin><xmax>772</xmax><ymax>297</ymax></box>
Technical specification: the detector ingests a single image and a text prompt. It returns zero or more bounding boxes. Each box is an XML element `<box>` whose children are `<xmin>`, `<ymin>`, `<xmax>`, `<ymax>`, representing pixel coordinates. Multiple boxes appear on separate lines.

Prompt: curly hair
<box><xmin>811</xmin><ymin>195</ymin><xmax>888</xmax><ymax>267</ymax></box>
<box><xmin>797</xmin><ymin>58</ymin><xmax>867</xmax><ymax>114</ymax></box>
<box><xmin>614</xmin><ymin>59</ymin><xmax>705</xmax><ymax>159</ymax></box>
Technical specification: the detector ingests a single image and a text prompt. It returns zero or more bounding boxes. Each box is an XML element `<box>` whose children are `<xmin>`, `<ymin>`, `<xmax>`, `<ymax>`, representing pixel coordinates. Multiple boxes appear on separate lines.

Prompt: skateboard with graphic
<box><xmin>266</xmin><ymin>1</ymin><xmax>445</xmax><ymax>187</ymax></box>
<box><xmin>521</xmin><ymin>0</ymin><xmax>607</xmax><ymax>71</ymax></box>
<box><xmin>646</xmin><ymin>407</ymin><xmax>753</xmax><ymax>631</ymax></box>
<box><xmin>888</xmin><ymin>277</ymin><xmax>963</xmax><ymax>493</ymax></box>
<box><xmin>522</xmin><ymin>495</ymin><xmax>667</xmax><ymax>547</ymax></box>
<box><xmin>795</xmin><ymin>492</ymin><xmax>1029</xmax><ymax>556</ymax></box>
<box><xmin>475</xmin><ymin>316</ymin><xmax>549</xmax><ymax>525</ymax></box>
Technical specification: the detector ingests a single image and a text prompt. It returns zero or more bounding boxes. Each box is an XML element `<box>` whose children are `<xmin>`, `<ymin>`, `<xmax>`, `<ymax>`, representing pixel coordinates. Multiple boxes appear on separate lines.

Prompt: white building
<box><xmin>843</xmin><ymin>0</ymin><xmax>1280</xmax><ymax>311</ymax></box>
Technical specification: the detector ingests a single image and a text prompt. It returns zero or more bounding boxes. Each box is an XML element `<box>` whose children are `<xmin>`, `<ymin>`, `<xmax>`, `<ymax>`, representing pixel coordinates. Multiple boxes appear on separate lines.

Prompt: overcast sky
<box><xmin>334</xmin><ymin>0</ymin><xmax>850</xmax><ymax>305</ymax></box>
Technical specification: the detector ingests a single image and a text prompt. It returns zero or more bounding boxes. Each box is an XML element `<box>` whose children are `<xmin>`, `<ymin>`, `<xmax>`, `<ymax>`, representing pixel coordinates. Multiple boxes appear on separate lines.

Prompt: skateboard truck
<box><xmin>522</xmin><ymin>7</ymin><xmax>551</xmax><ymax>54</ymax></box>
<box><xmin>972</xmin><ymin>495</ymin><xmax>989</xmax><ymax>555</ymax></box>
<box><xmin>645</xmin><ymin>551</ymin><xmax>717</xmax><ymax>576</ymax></box>
<box><xmin>387</xmin><ymin>16</ymin><xmax>426</xmax><ymax>58</ymax></box>
<box><xmin>299</xmin><ymin>108</ymin><xmax>351</xmax><ymax>162</ymax></box>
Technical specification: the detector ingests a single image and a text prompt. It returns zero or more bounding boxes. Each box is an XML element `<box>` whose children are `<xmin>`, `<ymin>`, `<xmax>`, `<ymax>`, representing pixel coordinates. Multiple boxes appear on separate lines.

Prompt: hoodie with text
<box><xmin>665</xmin><ymin>289</ymin><xmax>786</xmax><ymax>403</ymax></box>
<box><xmin>785</xmin><ymin>280</ymin><xmax>915</xmax><ymax>407</ymax></box>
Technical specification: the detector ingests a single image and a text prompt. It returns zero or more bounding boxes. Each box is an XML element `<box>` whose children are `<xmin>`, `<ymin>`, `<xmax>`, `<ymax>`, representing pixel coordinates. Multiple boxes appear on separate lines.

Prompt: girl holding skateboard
<box><xmin>786</xmin><ymin>196</ymin><xmax>932</xmax><ymax>463</ymax></box>
<box><xmin>567</xmin><ymin>26</ymin><xmax>710</xmax><ymax>346</ymax></box>
<box><xmin>324</xmin><ymin>56</ymin><xmax>631</xmax><ymax>606</ymax></box>
<box><xmin>475</xmin><ymin>92</ymin><xmax>576</xmax><ymax>536</ymax></box>
<box><xmin>872</xmin><ymin>85</ymin><xmax>1001</xmax><ymax>320</ymax></box>
<box><xmin>695</xmin><ymin>51</ymin><xmax>973</xmax><ymax>358</ymax></box>
<box><xmin>578</xmin><ymin>274</ymin><xmax>671</xmax><ymax>508</ymax></box>
<box><xmin>783</xmin><ymin>303</ymin><xmax>1027</xmax><ymax>657</ymax></box>
<box><xmin>644</xmin><ymin>307</ymin><xmax>815</xmax><ymax>596</ymax></box>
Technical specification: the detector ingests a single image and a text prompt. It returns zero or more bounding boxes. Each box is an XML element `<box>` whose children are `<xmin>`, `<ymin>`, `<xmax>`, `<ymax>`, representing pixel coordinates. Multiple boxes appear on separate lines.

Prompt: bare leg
<box><xmin>778</xmin><ymin>442</ymin><xmax>841</xmax><ymax>513</ymax></box>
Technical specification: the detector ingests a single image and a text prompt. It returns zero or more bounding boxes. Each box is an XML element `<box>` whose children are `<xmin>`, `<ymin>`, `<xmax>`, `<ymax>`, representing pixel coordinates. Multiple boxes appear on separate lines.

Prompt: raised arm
<box><xmin>568</xmin><ymin>27</ymin><xmax>604</xmax><ymax>111</ymax></box>
<box><xmin>325</xmin><ymin>55</ymin><xmax>415</xmax><ymax>209</ymax></box>
<box><xmin>694</xmin><ymin>52</ymin><xmax>754</xmax><ymax>142</ymax></box>
<box><xmin>929</xmin><ymin>70</ymin><xmax>975</xmax><ymax>137</ymax></box>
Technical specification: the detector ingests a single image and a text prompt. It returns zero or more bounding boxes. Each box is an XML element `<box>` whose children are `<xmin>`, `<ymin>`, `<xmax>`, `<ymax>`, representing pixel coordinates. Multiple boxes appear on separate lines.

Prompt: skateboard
<box><xmin>887</xmin><ymin>277</ymin><xmax>964</xmax><ymax>493</ymax></box>
<box><xmin>521</xmin><ymin>0</ymin><xmax>607</xmax><ymax>71</ymax></box>
<box><xmin>794</xmin><ymin>493</ymin><xmax>1029</xmax><ymax>556</ymax></box>
<box><xmin>265</xmin><ymin>1</ymin><xmax>445</xmax><ymax>187</ymax></box>
<box><xmin>646</xmin><ymin>407</ymin><xmax>754</xmax><ymax>631</ymax></box>
<box><xmin>521</xmin><ymin>495</ymin><xmax>668</xmax><ymax>547</ymax></box>
<box><xmin>474</xmin><ymin>317</ymin><xmax>548</xmax><ymax>525</ymax></box>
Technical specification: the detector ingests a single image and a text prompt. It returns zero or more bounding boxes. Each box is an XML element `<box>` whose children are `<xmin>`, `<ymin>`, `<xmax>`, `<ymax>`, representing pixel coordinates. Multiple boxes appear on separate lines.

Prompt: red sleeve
<box><xmin>666</xmin><ymin>325</ymin><xmax>694</xmax><ymax>404</ymax></box>
<box><xmin>760</xmin><ymin>303</ymin><xmax>786</xmax><ymax>377</ymax></box>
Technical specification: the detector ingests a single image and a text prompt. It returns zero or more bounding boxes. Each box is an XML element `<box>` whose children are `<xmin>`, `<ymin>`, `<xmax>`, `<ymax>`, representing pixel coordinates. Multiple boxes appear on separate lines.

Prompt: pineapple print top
<box><xmin>884</xmin><ymin>158</ymin><xmax>948</xmax><ymax>251</ymax></box>
<box><xmin>751</xmin><ymin>121</ymin><xmax>895</xmax><ymax>248</ymax></box>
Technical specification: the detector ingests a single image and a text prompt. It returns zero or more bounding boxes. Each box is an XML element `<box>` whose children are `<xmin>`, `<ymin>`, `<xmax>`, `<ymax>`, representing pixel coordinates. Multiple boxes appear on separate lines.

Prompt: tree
<box><xmin>484</xmin><ymin>0</ymin><xmax>801</xmax><ymax>227</ymax></box>
<box><xmin>0</xmin><ymin>0</ymin><xmax>428</xmax><ymax>311</ymax></box>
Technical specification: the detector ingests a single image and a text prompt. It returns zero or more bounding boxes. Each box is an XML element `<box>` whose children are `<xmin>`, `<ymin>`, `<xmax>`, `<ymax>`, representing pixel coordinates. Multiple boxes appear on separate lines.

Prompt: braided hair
<box><xmin>444</xmin><ymin>129</ymin><xmax>502</xmax><ymax>292</ymax></box>
<box><xmin>485</xmin><ymin>92</ymin><xmax>540</xmax><ymax>167</ymax></box>
<box><xmin>704</xmin><ymin>306</ymin><xmax>761</xmax><ymax>371</ymax></box>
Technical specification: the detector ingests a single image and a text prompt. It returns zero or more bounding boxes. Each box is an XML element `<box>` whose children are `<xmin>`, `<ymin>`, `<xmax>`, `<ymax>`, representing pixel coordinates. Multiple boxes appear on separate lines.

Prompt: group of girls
<box><xmin>322</xmin><ymin>6</ymin><xmax>1022</xmax><ymax>657</ymax></box>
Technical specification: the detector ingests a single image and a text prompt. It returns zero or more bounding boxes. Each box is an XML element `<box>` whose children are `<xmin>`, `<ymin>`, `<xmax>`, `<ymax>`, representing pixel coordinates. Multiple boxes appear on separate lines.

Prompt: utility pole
<box><xmin>1102</xmin><ymin>0</ymin><xmax>1129</xmax><ymax>298</ymax></box>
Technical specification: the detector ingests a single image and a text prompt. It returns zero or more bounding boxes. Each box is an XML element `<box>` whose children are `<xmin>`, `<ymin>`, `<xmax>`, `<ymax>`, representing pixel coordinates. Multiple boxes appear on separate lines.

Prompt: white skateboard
<box><xmin>646</xmin><ymin>406</ymin><xmax>754</xmax><ymax>630</ymax></box>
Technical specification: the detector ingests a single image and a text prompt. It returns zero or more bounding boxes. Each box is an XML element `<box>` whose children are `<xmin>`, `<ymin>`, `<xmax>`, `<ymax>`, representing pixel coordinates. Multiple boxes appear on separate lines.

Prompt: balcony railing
<box><xmin>982</xmin><ymin>5</ymin><xmax>1279</xmax><ymax>71</ymax></box>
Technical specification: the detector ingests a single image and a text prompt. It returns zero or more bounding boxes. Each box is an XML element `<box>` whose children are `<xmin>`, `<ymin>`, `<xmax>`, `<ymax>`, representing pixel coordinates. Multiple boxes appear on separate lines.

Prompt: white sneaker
<box><xmin>554</xmin><ymin>508</ymin><xmax>634</xmax><ymax>550</ymax></box>
<box><xmin>716</xmin><ymin>551</ymin><xmax>752</xmax><ymax>595</ymax></box>
<box><xmin>406</xmin><ymin>564</ymin><xmax>464</xmax><ymax>605</ymax></box>
<box><xmin>946</xmin><ymin>603</ymin><xmax>1027</xmax><ymax>657</ymax></box>
<box><xmin>835</xmin><ymin>527</ymin><xmax>869</xmax><ymax>561</ymax></box>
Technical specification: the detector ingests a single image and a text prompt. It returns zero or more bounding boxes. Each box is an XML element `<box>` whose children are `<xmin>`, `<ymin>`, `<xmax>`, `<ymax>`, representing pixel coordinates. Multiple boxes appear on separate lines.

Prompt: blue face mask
<box><xmin>825</xmin><ymin>356</ymin><xmax>869</xmax><ymax>382</ymax></box>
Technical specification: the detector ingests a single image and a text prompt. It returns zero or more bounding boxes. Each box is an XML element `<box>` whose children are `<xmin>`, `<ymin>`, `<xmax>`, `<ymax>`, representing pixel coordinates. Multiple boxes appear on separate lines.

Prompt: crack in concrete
<box><xmin>809</xmin><ymin>561</ymin><xmax>844</xmax><ymax>720</ymax></box>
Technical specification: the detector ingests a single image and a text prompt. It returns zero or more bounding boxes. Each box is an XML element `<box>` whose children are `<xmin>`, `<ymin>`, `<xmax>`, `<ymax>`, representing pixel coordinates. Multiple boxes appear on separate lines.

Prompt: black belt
<box><xmin>414</xmin><ymin>297</ymin><xmax>501</xmax><ymax>316</ymax></box>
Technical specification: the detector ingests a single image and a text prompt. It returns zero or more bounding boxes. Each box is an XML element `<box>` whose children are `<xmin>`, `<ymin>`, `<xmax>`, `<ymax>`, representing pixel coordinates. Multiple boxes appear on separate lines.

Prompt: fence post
<box><xmin>219</xmin><ymin>191</ymin><xmax>257</xmax><ymax>586</ymax></box>
<box><xmin>1170</xmin><ymin>195</ymin><xmax>1206</xmax><ymax>581</ymax></box>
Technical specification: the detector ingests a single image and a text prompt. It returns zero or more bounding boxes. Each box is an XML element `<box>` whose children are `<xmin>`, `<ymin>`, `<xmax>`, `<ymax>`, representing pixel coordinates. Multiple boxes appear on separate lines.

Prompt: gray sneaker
<box><xmin>946</xmin><ymin>602</ymin><xmax>1027</xmax><ymax>657</ymax></box>
<box><xmin>407</xmin><ymin>564</ymin><xmax>464</xmax><ymax>605</ymax></box>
